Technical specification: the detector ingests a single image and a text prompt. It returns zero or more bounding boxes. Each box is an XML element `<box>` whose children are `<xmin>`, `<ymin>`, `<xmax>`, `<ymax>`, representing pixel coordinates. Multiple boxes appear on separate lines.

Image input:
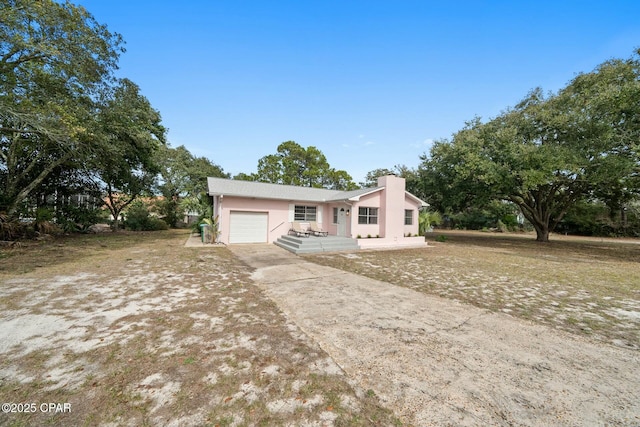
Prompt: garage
<box><xmin>228</xmin><ymin>211</ymin><xmax>268</xmax><ymax>243</ymax></box>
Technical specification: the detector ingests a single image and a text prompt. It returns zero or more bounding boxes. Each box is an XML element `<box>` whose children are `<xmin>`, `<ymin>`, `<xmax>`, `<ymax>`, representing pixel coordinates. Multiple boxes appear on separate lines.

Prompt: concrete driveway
<box><xmin>229</xmin><ymin>244</ymin><xmax>640</xmax><ymax>426</ymax></box>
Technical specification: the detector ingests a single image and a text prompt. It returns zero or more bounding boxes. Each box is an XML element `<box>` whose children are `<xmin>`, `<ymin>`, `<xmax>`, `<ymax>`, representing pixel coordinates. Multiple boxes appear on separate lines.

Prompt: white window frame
<box><xmin>404</xmin><ymin>209</ymin><xmax>413</xmax><ymax>225</ymax></box>
<box><xmin>294</xmin><ymin>205</ymin><xmax>317</xmax><ymax>222</ymax></box>
<box><xmin>358</xmin><ymin>207</ymin><xmax>378</xmax><ymax>225</ymax></box>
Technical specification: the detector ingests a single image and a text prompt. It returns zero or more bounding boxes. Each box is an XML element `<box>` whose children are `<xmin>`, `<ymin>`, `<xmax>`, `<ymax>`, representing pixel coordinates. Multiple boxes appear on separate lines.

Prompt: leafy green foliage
<box><xmin>124</xmin><ymin>200</ymin><xmax>168</xmax><ymax>231</ymax></box>
<box><xmin>418</xmin><ymin>211</ymin><xmax>442</xmax><ymax>235</ymax></box>
<box><xmin>55</xmin><ymin>204</ymin><xmax>105</xmax><ymax>233</ymax></box>
<box><xmin>199</xmin><ymin>215</ymin><xmax>219</xmax><ymax>243</ymax></box>
<box><xmin>155</xmin><ymin>145</ymin><xmax>227</xmax><ymax>227</ymax></box>
<box><xmin>557</xmin><ymin>199</ymin><xmax>640</xmax><ymax>237</ymax></box>
<box><xmin>0</xmin><ymin>1</ymin><xmax>170</xmax><ymax>238</ymax></box>
<box><xmin>419</xmin><ymin>50</ymin><xmax>640</xmax><ymax>241</ymax></box>
<box><xmin>360</xmin><ymin>168</ymin><xmax>395</xmax><ymax>188</ymax></box>
<box><xmin>93</xmin><ymin>79</ymin><xmax>166</xmax><ymax>230</ymax></box>
<box><xmin>0</xmin><ymin>0</ymin><xmax>124</xmax><ymax>217</ymax></box>
<box><xmin>361</xmin><ymin>165</ymin><xmax>426</xmax><ymax>200</ymax></box>
<box><xmin>253</xmin><ymin>141</ymin><xmax>357</xmax><ymax>190</ymax></box>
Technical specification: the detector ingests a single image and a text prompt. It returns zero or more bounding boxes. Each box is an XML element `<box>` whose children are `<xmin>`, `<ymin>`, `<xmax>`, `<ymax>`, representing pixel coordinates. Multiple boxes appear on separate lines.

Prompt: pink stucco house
<box><xmin>207</xmin><ymin>175</ymin><xmax>428</xmax><ymax>251</ymax></box>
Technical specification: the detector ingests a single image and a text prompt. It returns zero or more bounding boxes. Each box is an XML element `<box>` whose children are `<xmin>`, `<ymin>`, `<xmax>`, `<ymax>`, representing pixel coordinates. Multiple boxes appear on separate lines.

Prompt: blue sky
<box><xmin>77</xmin><ymin>1</ymin><xmax>640</xmax><ymax>183</ymax></box>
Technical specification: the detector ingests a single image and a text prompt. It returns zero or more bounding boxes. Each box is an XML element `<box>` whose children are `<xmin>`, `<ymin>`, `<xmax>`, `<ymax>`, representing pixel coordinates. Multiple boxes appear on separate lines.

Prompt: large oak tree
<box><xmin>420</xmin><ymin>50</ymin><xmax>640</xmax><ymax>242</ymax></box>
<box><xmin>0</xmin><ymin>0</ymin><xmax>124</xmax><ymax>217</ymax></box>
<box><xmin>90</xmin><ymin>79</ymin><xmax>166</xmax><ymax>231</ymax></box>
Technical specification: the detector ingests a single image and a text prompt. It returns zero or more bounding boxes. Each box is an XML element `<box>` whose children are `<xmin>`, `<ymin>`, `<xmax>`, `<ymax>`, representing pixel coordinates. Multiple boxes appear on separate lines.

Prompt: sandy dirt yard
<box><xmin>231</xmin><ymin>243</ymin><xmax>640</xmax><ymax>427</ymax></box>
<box><xmin>1</xmin><ymin>230</ymin><xmax>639</xmax><ymax>426</ymax></box>
<box><xmin>0</xmin><ymin>232</ymin><xmax>399</xmax><ymax>426</ymax></box>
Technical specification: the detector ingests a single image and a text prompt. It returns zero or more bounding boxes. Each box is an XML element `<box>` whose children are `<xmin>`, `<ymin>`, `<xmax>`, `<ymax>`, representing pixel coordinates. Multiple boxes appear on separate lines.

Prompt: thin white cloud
<box><xmin>410</xmin><ymin>138</ymin><xmax>434</xmax><ymax>149</ymax></box>
<box><xmin>363</xmin><ymin>141</ymin><xmax>375</xmax><ymax>146</ymax></box>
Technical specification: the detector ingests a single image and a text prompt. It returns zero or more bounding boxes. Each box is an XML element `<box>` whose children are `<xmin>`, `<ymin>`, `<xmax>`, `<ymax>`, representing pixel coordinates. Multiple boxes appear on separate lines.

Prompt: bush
<box><xmin>419</xmin><ymin>211</ymin><xmax>442</xmax><ymax>235</ymax></box>
<box><xmin>0</xmin><ymin>212</ymin><xmax>20</xmax><ymax>240</ymax></box>
<box><xmin>557</xmin><ymin>201</ymin><xmax>610</xmax><ymax>236</ymax></box>
<box><xmin>445</xmin><ymin>201</ymin><xmax>522</xmax><ymax>231</ymax></box>
<box><xmin>124</xmin><ymin>201</ymin><xmax>169</xmax><ymax>231</ymax></box>
<box><xmin>451</xmin><ymin>210</ymin><xmax>487</xmax><ymax>229</ymax></box>
<box><xmin>56</xmin><ymin>204</ymin><xmax>105</xmax><ymax>233</ymax></box>
<box><xmin>501</xmin><ymin>214</ymin><xmax>519</xmax><ymax>229</ymax></box>
<box><xmin>557</xmin><ymin>200</ymin><xmax>640</xmax><ymax>237</ymax></box>
<box><xmin>34</xmin><ymin>207</ymin><xmax>59</xmax><ymax>236</ymax></box>
<box><xmin>156</xmin><ymin>197</ymin><xmax>183</xmax><ymax>228</ymax></box>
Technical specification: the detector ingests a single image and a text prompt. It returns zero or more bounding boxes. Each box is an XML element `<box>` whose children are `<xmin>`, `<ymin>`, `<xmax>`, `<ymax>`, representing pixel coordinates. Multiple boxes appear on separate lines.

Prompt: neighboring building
<box><xmin>207</xmin><ymin>175</ymin><xmax>428</xmax><ymax>249</ymax></box>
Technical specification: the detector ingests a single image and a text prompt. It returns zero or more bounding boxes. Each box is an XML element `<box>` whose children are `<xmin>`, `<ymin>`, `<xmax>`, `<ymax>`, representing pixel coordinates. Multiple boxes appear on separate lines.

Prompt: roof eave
<box><xmin>405</xmin><ymin>191</ymin><xmax>429</xmax><ymax>207</ymax></box>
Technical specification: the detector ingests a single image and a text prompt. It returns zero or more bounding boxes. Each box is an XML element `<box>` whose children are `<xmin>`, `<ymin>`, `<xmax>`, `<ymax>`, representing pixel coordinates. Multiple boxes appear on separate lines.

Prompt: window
<box><xmin>358</xmin><ymin>207</ymin><xmax>378</xmax><ymax>224</ymax></box>
<box><xmin>294</xmin><ymin>205</ymin><xmax>316</xmax><ymax>221</ymax></box>
<box><xmin>404</xmin><ymin>210</ymin><xmax>414</xmax><ymax>225</ymax></box>
<box><xmin>333</xmin><ymin>207</ymin><xmax>338</xmax><ymax>224</ymax></box>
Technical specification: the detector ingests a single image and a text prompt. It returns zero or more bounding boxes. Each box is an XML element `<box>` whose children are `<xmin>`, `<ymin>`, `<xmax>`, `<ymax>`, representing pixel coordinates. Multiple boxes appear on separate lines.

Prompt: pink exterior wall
<box><xmin>378</xmin><ymin>175</ymin><xmax>406</xmax><ymax>240</ymax></box>
<box><xmin>325</xmin><ymin>203</ymin><xmax>347</xmax><ymax>236</ymax></box>
<box><xmin>354</xmin><ymin>175</ymin><xmax>426</xmax><ymax>249</ymax></box>
<box><xmin>212</xmin><ymin>175</ymin><xmax>425</xmax><ymax>247</ymax></box>
<box><xmin>350</xmin><ymin>192</ymin><xmax>382</xmax><ymax>238</ymax></box>
<box><xmin>214</xmin><ymin>196</ymin><xmax>334</xmax><ymax>244</ymax></box>
<box><xmin>215</xmin><ymin>196</ymin><xmax>287</xmax><ymax>244</ymax></box>
<box><xmin>404</xmin><ymin>198</ymin><xmax>421</xmax><ymax>237</ymax></box>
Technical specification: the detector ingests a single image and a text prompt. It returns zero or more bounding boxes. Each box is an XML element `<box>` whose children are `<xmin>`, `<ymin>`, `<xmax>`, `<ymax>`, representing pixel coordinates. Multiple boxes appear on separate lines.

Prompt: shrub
<box><xmin>0</xmin><ymin>212</ymin><xmax>20</xmax><ymax>240</ymax></box>
<box><xmin>501</xmin><ymin>214</ymin><xmax>519</xmax><ymax>229</ymax></box>
<box><xmin>124</xmin><ymin>201</ymin><xmax>168</xmax><ymax>231</ymax></box>
<box><xmin>419</xmin><ymin>211</ymin><xmax>442</xmax><ymax>235</ymax></box>
<box><xmin>34</xmin><ymin>208</ymin><xmax>59</xmax><ymax>236</ymax></box>
<box><xmin>56</xmin><ymin>204</ymin><xmax>105</xmax><ymax>233</ymax></box>
<box><xmin>557</xmin><ymin>199</ymin><xmax>640</xmax><ymax>237</ymax></box>
<box><xmin>436</xmin><ymin>235</ymin><xmax>448</xmax><ymax>242</ymax></box>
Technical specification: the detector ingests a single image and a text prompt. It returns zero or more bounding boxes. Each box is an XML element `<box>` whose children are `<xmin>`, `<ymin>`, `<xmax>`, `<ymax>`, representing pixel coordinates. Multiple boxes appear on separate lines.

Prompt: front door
<box><xmin>337</xmin><ymin>207</ymin><xmax>347</xmax><ymax>236</ymax></box>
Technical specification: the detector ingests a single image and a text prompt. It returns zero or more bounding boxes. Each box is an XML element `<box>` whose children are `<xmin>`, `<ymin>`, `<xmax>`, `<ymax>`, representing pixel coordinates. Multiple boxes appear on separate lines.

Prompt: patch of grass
<box><xmin>0</xmin><ymin>229</ymin><xmax>178</xmax><ymax>276</ymax></box>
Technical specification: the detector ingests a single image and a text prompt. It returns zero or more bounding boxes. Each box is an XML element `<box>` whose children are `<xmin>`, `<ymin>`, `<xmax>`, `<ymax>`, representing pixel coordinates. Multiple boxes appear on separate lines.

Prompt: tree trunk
<box><xmin>510</xmin><ymin>194</ymin><xmax>552</xmax><ymax>243</ymax></box>
<box><xmin>532</xmin><ymin>222</ymin><xmax>550</xmax><ymax>242</ymax></box>
<box><xmin>110</xmin><ymin>210</ymin><xmax>121</xmax><ymax>232</ymax></box>
<box><xmin>6</xmin><ymin>152</ymin><xmax>71</xmax><ymax>217</ymax></box>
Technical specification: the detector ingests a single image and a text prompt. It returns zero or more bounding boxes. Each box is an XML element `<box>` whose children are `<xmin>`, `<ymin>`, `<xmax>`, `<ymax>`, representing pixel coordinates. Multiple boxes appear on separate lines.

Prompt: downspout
<box><xmin>344</xmin><ymin>200</ymin><xmax>354</xmax><ymax>238</ymax></box>
<box><xmin>217</xmin><ymin>195</ymin><xmax>223</xmax><ymax>243</ymax></box>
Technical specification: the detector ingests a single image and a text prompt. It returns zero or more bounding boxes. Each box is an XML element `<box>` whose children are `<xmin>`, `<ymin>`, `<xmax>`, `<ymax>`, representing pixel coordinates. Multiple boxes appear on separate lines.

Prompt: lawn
<box><xmin>0</xmin><ymin>230</ymin><xmax>399</xmax><ymax>427</ymax></box>
<box><xmin>306</xmin><ymin>230</ymin><xmax>640</xmax><ymax>350</ymax></box>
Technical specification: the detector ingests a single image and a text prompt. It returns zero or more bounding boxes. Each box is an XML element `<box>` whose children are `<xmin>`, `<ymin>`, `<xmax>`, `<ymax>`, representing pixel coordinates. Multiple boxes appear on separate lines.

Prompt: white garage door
<box><xmin>229</xmin><ymin>211</ymin><xmax>268</xmax><ymax>243</ymax></box>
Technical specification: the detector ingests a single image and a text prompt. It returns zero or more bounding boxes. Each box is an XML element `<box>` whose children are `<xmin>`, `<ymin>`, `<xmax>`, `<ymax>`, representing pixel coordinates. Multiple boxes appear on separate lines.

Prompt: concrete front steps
<box><xmin>274</xmin><ymin>235</ymin><xmax>360</xmax><ymax>254</ymax></box>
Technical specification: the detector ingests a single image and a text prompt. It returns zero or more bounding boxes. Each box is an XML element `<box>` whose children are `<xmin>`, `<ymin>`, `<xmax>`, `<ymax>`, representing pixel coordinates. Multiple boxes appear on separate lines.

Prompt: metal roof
<box><xmin>207</xmin><ymin>177</ymin><xmax>428</xmax><ymax>206</ymax></box>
